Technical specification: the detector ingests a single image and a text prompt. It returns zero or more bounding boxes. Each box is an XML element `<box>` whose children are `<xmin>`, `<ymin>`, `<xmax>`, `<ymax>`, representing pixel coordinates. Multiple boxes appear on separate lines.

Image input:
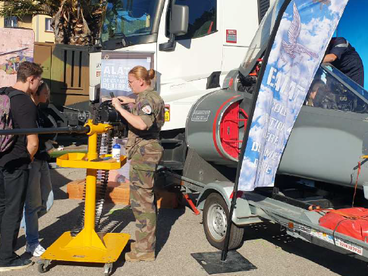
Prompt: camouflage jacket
<box><xmin>126</xmin><ymin>87</ymin><xmax>165</xmax><ymax>160</ymax></box>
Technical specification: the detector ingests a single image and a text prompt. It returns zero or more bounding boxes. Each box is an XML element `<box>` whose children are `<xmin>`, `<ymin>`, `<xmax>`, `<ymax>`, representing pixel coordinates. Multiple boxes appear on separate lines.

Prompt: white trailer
<box><xmin>167</xmin><ymin>0</ymin><xmax>368</xmax><ymax>268</ymax></box>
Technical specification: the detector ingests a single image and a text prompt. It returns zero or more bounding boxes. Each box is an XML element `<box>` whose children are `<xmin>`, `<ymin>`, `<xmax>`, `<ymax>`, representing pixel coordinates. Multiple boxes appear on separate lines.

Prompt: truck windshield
<box><xmin>101</xmin><ymin>0</ymin><xmax>160</xmax><ymax>43</ymax></box>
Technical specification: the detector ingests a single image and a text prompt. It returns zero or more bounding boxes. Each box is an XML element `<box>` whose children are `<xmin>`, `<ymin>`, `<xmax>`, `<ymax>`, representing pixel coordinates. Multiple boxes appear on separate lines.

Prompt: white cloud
<box><xmin>239</xmin><ymin>0</ymin><xmax>348</xmax><ymax>191</ymax></box>
<box><xmin>239</xmin><ymin>156</ymin><xmax>258</xmax><ymax>191</ymax></box>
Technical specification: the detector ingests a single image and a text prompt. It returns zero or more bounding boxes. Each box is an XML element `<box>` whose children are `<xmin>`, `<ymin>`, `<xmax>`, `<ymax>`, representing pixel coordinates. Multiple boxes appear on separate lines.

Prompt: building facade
<box><xmin>0</xmin><ymin>4</ymin><xmax>55</xmax><ymax>44</ymax></box>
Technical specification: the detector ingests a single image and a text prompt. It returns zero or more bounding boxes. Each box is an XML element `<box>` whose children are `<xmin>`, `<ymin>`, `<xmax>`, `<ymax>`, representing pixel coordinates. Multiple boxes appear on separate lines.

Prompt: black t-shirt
<box><xmin>327</xmin><ymin>37</ymin><xmax>364</xmax><ymax>86</ymax></box>
<box><xmin>0</xmin><ymin>88</ymin><xmax>37</xmax><ymax>169</ymax></box>
<box><xmin>34</xmin><ymin>108</ymin><xmax>54</xmax><ymax>161</ymax></box>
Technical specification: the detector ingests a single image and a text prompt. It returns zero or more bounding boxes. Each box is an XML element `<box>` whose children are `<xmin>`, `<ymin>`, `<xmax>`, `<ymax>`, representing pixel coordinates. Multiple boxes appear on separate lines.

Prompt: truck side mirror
<box><xmin>159</xmin><ymin>4</ymin><xmax>189</xmax><ymax>52</ymax></box>
<box><xmin>170</xmin><ymin>4</ymin><xmax>189</xmax><ymax>36</ymax></box>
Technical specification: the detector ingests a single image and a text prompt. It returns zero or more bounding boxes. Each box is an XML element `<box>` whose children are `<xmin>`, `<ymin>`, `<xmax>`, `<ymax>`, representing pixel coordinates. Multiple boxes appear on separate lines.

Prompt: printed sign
<box><xmin>165</xmin><ymin>105</ymin><xmax>170</xmax><ymax>122</ymax></box>
<box><xmin>100</xmin><ymin>51</ymin><xmax>154</xmax><ymax>98</ymax></box>
<box><xmin>310</xmin><ymin>229</ymin><xmax>363</xmax><ymax>256</ymax></box>
<box><xmin>238</xmin><ymin>0</ymin><xmax>348</xmax><ymax>191</ymax></box>
<box><xmin>226</xmin><ymin>29</ymin><xmax>237</xmax><ymax>44</ymax></box>
<box><xmin>293</xmin><ymin>222</ymin><xmax>363</xmax><ymax>256</ymax></box>
<box><xmin>191</xmin><ymin>110</ymin><xmax>211</xmax><ymax>122</ymax></box>
<box><xmin>96</xmin><ymin>62</ymin><xmax>101</xmax><ymax>78</ymax></box>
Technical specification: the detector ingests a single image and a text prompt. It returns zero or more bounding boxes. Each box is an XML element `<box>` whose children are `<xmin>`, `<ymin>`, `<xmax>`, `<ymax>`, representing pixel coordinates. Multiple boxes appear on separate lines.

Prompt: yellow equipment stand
<box><xmin>38</xmin><ymin>120</ymin><xmax>130</xmax><ymax>276</ymax></box>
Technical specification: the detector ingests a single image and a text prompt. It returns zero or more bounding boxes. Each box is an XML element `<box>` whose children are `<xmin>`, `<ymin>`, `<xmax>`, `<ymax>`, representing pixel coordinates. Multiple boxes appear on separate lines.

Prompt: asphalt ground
<box><xmin>3</xmin><ymin>167</ymin><xmax>368</xmax><ymax>276</ymax></box>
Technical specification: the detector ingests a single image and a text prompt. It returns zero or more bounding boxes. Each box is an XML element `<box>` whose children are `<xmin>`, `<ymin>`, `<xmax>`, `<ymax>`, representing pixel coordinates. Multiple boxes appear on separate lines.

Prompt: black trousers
<box><xmin>0</xmin><ymin>167</ymin><xmax>29</xmax><ymax>264</ymax></box>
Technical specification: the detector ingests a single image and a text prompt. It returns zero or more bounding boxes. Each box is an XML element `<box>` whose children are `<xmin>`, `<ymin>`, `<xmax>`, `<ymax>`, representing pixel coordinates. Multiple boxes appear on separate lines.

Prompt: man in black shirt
<box><xmin>323</xmin><ymin>37</ymin><xmax>364</xmax><ymax>87</ymax></box>
<box><xmin>0</xmin><ymin>61</ymin><xmax>41</xmax><ymax>271</ymax></box>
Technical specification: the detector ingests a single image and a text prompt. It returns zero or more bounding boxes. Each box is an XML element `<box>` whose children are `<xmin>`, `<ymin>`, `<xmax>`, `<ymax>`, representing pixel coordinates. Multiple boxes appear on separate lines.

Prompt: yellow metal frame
<box><xmin>42</xmin><ymin>120</ymin><xmax>130</xmax><ymax>264</ymax></box>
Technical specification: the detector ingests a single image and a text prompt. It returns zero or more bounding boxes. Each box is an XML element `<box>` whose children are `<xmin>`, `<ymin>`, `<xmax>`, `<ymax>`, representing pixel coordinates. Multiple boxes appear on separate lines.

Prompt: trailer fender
<box><xmin>196</xmin><ymin>181</ymin><xmax>252</xmax><ymax>223</ymax></box>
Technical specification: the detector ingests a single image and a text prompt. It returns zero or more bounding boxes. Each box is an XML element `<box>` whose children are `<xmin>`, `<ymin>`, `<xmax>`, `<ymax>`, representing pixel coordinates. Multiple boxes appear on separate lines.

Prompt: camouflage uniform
<box><xmin>126</xmin><ymin>87</ymin><xmax>165</xmax><ymax>256</ymax></box>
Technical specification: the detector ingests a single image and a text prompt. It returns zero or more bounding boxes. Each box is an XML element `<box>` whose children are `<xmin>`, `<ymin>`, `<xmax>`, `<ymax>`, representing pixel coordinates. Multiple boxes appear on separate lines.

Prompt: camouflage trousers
<box><xmin>129</xmin><ymin>141</ymin><xmax>163</xmax><ymax>253</ymax></box>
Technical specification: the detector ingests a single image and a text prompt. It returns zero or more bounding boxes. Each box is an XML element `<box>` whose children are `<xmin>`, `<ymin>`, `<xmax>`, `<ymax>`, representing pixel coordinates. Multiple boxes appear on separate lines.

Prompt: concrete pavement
<box><xmin>4</xmin><ymin>167</ymin><xmax>368</xmax><ymax>276</ymax></box>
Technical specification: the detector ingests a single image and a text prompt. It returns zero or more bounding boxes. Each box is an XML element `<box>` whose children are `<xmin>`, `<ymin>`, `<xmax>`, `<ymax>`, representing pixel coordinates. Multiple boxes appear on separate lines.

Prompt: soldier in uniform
<box><xmin>323</xmin><ymin>37</ymin><xmax>364</xmax><ymax>87</ymax></box>
<box><xmin>111</xmin><ymin>65</ymin><xmax>164</xmax><ymax>262</ymax></box>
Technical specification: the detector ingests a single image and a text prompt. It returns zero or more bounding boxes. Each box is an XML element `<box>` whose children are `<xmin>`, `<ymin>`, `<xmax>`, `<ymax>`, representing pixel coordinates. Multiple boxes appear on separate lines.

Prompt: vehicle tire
<box><xmin>203</xmin><ymin>193</ymin><xmax>244</xmax><ymax>250</ymax></box>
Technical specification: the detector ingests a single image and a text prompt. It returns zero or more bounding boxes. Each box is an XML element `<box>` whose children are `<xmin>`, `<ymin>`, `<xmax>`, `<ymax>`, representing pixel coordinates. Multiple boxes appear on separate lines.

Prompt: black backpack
<box><xmin>0</xmin><ymin>87</ymin><xmax>23</xmax><ymax>152</ymax></box>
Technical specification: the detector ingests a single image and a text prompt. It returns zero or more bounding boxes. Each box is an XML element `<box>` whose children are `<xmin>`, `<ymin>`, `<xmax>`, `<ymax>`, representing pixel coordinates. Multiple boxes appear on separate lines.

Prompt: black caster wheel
<box><xmin>37</xmin><ymin>260</ymin><xmax>51</xmax><ymax>273</ymax></box>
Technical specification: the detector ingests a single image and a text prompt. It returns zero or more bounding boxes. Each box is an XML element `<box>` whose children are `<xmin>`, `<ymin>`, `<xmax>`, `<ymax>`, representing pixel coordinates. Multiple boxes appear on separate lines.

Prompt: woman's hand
<box><xmin>117</xmin><ymin>96</ymin><xmax>135</xmax><ymax>104</ymax></box>
<box><xmin>111</xmin><ymin>97</ymin><xmax>124</xmax><ymax>111</ymax></box>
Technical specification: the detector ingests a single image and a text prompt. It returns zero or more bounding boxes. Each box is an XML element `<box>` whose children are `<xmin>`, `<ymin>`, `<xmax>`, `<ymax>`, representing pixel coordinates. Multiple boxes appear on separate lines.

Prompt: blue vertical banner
<box><xmin>238</xmin><ymin>0</ymin><xmax>348</xmax><ymax>191</ymax></box>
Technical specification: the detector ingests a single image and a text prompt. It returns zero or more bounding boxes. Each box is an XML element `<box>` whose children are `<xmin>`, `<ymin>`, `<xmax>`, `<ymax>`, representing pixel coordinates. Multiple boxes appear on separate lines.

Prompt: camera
<box><xmin>93</xmin><ymin>93</ymin><xmax>130</xmax><ymax>137</ymax></box>
<box><xmin>95</xmin><ymin>92</ymin><xmax>131</xmax><ymax>125</ymax></box>
<box><xmin>97</xmin><ymin>100</ymin><xmax>125</xmax><ymax>124</ymax></box>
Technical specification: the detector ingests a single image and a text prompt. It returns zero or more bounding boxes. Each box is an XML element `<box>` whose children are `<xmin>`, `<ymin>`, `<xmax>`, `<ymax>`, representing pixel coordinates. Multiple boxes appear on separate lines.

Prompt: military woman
<box><xmin>111</xmin><ymin>65</ymin><xmax>164</xmax><ymax>262</ymax></box>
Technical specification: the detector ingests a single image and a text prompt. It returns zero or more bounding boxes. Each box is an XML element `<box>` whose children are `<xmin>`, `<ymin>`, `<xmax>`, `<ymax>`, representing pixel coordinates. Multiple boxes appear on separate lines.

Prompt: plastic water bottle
<box><xmin>112</xmin><ymin>139</ymin><xmax>121</xmax><ymax>162</ymax></box>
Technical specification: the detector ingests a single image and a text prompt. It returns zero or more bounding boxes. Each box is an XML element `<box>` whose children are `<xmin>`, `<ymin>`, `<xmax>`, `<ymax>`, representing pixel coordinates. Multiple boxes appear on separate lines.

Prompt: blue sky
<box><xmin>336</xmin><ymin>0</ymin><xmax>368</xmax><ymax>89</ymax></box>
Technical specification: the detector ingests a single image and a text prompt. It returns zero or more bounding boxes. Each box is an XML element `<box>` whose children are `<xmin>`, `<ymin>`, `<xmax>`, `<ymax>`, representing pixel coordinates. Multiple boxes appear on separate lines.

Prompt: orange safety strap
<box><xmin>352</xmin><ymin>161</ymin><xmax>361</xmax><ymax>207</ymax></box>
<box><xmin>310</xmin><ymin>160</ymin><xmax>363</xmax><ymax>216</ymax></box>
<box><xmin>180</xmin><ymin>181</ymin><xmax>200</xmax><ymax>215</ymax></box>
<box><xmin>207</xmin><ymin>21</ymin><xmax>214</xmax><ymax>34</ymax></box>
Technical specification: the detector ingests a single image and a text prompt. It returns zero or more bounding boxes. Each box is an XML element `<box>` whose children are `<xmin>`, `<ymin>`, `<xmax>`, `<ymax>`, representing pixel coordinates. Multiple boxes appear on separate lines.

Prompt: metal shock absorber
<box><xmin>71</xmin><ymin>131</ymin><xmax>113</xmax><ymax>235</ymax></box>
<box><xmin>95</xmin><ymin>132</ymin><xmax>112</xmax><ymax>229</ymax></box>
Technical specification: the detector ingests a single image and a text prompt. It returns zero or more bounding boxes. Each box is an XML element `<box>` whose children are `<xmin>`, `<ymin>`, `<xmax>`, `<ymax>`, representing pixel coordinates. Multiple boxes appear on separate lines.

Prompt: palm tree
<box><xmin>0</xmin><ymin>0</ymin><xmax>105</xmax><ymax>45</ymax></box>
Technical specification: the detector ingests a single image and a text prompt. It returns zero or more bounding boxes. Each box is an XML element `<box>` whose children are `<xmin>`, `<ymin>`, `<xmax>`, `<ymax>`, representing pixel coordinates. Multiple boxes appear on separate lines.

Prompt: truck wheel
<box><xmin>203</xmin><ymin>193</ymin><xmax>244</xmax><ymax>250</ymax></box>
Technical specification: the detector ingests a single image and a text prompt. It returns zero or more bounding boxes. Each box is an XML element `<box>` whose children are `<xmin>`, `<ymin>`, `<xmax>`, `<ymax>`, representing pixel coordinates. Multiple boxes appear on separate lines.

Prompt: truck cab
<box><xmin>89</xmin><ymin>0</ymin><xmax>273</xmax><ymax>133</ymax></box>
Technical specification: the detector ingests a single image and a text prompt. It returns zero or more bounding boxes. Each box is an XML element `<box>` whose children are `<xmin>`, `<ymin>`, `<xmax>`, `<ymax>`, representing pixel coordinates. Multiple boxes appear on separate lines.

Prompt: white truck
<box><xmin>88</xmin><ymin>0</ymin><xmax>274</xmax><ymax>167</ymax></box>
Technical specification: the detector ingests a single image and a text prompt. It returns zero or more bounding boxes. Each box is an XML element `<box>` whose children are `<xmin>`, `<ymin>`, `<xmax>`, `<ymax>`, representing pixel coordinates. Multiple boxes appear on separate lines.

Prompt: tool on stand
<box><xmin>0</xmin><ymin>95</ymin><xmax>130</xmax><ymax>276</ymax></box>
<box><xmin>39</xmin><ymin>120</ymin><xmax>129</xmax><ymax>276</ymax></box>
<box><xmin>70</xmin><ymin>131</ymin><xmax>113</xmax><ymax>236</ymax></box>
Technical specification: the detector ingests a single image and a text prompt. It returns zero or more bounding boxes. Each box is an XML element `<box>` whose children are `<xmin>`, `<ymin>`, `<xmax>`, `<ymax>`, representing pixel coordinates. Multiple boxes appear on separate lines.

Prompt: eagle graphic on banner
<box><xmin>282</xmin><ymin>3</ymin><xmax>318</xmax><ymax>61</ymax></box>
<box><xmin>313</xmin><ymin>0</ymin><xmax>331</xmax><ymax>9</ymax></box>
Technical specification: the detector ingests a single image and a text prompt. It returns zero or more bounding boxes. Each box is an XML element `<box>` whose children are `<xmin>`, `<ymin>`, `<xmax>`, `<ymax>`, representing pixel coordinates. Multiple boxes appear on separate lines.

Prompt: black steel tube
<box><xmin>0</xmin><ymin>126</ymin><xmax>89</xmax><ymax>136</ymax></box>
<box><xmin>220</xmin><ymin>0</ymin><xmax>292</xmax><ymax>261</ymax></box>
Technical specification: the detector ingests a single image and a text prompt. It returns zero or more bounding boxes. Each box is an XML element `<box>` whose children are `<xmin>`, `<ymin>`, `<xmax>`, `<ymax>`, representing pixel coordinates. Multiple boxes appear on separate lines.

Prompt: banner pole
<box><xmin>220</xmin><ymin>0</ymin><xmax>292</xmax><ymax>261</ymax></box>
<box><xmin>220</xmin><ymin>163</ymin><xmax>241</xmax><ymax>261</ymax></box>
